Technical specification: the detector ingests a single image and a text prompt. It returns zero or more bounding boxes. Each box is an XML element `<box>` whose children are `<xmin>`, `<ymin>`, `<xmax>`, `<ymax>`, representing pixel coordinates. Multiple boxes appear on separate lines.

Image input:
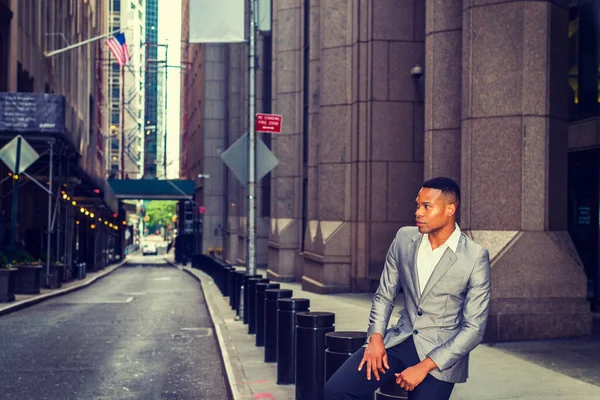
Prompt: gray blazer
<box><xmin>366</xmin><ymin>226</ymin><xmax>491</xmax><ymax>383</ymax></box>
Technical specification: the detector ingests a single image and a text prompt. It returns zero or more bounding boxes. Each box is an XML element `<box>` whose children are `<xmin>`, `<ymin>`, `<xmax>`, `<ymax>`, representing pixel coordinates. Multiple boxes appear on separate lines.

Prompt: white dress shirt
<box><xmin>416</xmin><ymin>223</ymin><xmax>461</xmax><ymax>295</ymax></box>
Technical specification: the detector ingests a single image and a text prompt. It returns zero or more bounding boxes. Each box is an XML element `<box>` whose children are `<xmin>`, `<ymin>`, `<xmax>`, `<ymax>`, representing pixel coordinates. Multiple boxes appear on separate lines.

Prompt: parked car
<box><xmin>142</xmin><ymin>243</ymin><xmax>157</xmax><ymax>256</ymax></box>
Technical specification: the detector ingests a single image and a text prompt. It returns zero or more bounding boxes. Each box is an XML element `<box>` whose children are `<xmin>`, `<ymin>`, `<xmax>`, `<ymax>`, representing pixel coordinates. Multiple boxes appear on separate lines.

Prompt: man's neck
<box><xmin>427</xmin><ymin>222</ymin><xmax>456</xmax><ymax>250</ymax></box>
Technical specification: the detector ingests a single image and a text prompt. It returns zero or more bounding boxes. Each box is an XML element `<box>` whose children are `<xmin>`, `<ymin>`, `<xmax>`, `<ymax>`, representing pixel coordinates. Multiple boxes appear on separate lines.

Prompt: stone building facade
<box><xmin>183</xmin><ymin>0</ymin><xmax>596</xmax><ymax>341</ymax></box>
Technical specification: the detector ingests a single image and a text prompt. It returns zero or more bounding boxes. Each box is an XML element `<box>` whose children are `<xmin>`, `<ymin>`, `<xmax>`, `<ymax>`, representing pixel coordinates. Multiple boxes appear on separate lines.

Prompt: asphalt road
<box><xmin>0</xmin><ymin>255</ymin><xmax>229</xmax><ymax>400</ymax></box>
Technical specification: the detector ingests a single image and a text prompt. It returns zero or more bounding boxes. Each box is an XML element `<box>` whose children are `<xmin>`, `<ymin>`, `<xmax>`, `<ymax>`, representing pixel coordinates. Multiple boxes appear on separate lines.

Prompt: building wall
<box><xmin>6</xmin><ymin>0</ymin><xmax>107</xmax><ymax>182</ymax></box>
<box><xmin>182</xmin><ymin>0</ymin><xmax>593</xmax><ymax>341</ymax></box>
<box><xmin>106</xmin><ymin>0</ymin><xmax>145</xmax><ymax>179</ymax></box>
<box><xmin>156</xmin><ymin>69</ymin><xmax>166</xmax><ymax>179</ymax></box>
<box><xmin>144</xmin><ymin>0</ymin><xmax>159</xmax><ymax>179</ymax></box>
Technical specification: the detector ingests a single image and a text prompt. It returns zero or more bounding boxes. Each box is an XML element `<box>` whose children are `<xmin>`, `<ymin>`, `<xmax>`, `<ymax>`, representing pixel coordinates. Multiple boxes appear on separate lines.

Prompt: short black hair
<box><xmin>422</xmin><ymin>177</ymin><xmax>460</xmax><ymax>205</ymax></box>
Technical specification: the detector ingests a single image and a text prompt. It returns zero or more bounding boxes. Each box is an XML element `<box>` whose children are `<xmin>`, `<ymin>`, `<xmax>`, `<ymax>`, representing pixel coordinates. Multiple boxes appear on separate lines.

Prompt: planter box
<box><xmin>0</xmin><ymin>268</ymin><xmax>17</xmax><ymax>302</ymax></box>
<box><xmin>15</xmin><ymin>264</ymin><xmax>42</xmax><ymax>294</ymax></box>
<box><xmin>41</xmin><ymin>264</ymin><xmax>64</xmax><ymax>289</ymax></box>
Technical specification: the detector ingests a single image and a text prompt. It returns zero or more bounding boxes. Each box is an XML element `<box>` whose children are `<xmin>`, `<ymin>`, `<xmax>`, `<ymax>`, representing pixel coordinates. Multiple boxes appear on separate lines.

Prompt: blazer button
<box><xmin>413</xmin><ymin>330</ymin><xmax>418</xmax><ymax>335</ymax></box>
<box><xmin>417</xmin><ymin>310</ymin><xmax>423</xmax><ymax>316</ymax></box>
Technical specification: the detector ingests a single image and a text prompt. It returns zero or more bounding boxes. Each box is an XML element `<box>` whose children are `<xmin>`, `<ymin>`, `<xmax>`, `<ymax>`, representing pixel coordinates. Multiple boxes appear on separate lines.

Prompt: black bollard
<box><xmin>234</xmin><ymin>271</ymin><xmax>246</xmax><ymax>315</ymax></box>
<box><xmin>295</xmin><ymin>311</ymin><xmax>335</xmax><ymax>400</ymax></box>
<box><xmin>374</xmin><ymin>379</ymin><xmax>408</xmax><ymax>399</ymax></box>
<box><xmin>217</xmin><ymin>261</ymin><xmax>227</xmax><ymax>294</ymax></box>
<box><xmin>277</xmin><ymin>298</ymin><xmax>310</xmax><ymax>385</ymax></box>
<box><xmin>243</xmin><ymin>274</ymin><xmax>262</xmax><ymax>324</ymax></box>
<box><xmin>210</xmin><ymin>258</ymin><xmax>219</xmax><ymax>281</ymax></box>
<box><xmin>229</xmin><ymin>268</ymin><xmax>239</xmax><ymax>309</ymax></box>
<box><xmin>215</xmin><ymin>260</ymin><xmax>224</xmax><ymax>293</ymax></box>
<box><xmin>222</xmin><ymin>265</ymin><xmax>233</xmax><ymax>297</ymax></box>
<box><xmin>264</xmin><ymin>289</ymin><xmax>293</xmax><ymax>362</ymax></box>
<box><xmin>325</xmin><ymin>331</ymin><xmax>367</xmax><ymax>381</ymax></box>
<box><xmin>255</xmin><ymin>282</ymin><xmax>280</xmax><ymax>346</ymax></box>
<box><xmin>248</xmin><ymin>278</ymin><xmax>270</xmax><ymax>334</ymax></box>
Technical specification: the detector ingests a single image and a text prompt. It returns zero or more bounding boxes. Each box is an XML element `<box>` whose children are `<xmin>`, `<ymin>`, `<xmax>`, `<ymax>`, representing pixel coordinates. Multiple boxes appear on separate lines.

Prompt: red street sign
<box><xmin>256</xmin><ymin>113</ymin><xmax>282</xmax><ymax>133</ymax></box>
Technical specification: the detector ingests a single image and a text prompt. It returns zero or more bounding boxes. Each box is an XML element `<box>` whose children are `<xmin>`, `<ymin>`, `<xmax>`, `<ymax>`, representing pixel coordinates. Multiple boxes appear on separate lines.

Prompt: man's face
<box><xmin>415</xmin><ymin>187</ymin><xmax>456</xmax><ymax>234</ymax></box>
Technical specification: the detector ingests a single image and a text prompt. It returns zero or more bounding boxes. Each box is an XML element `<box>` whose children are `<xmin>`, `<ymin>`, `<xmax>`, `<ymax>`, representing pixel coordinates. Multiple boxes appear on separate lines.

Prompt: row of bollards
<box><xmin>191</xmin><ymin>256</ymin><xmax>405</xmax><ymax>399</ymax></box>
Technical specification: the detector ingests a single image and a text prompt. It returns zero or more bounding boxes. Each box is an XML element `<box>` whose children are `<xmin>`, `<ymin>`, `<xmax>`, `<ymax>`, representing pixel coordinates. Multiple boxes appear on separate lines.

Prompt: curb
<box><xmin>165</xmin><ymin>258</ymin><xmax>250</xmax><ymax>400</ymax></box>
<box><xmin>0</xmin><ymin>257</ymin><xmax>130</xmax><ymax>317</ymax></box>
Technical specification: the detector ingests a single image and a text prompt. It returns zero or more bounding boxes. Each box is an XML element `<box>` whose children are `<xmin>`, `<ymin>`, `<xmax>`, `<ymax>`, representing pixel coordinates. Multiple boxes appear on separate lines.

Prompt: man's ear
<box><xmin>446</xmin><ymin>203</ymin><xmax>456</xmax><ymax>217</ymax></box>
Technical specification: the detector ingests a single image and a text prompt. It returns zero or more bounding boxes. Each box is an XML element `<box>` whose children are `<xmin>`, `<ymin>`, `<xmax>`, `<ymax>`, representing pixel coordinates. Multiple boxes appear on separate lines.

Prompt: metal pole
<box><xmin>121</xmin><ymin>66</ymin><xmax>125</xmax><ymax>179</ymax></box>
<box><xmin>56</xmin><ymin>156</ymin><xmax>62</xmax><ymax>263</ymax></box>
<box><xmin>44</xmin><ymin>27</ymin><xmax>131</xmax><ymax>57</ymax></box>
<box><xmin>164</xmin><ymin>44</ymin><xmax>169</xmax><ymax>178</ymax></box>
<box><xmin>9</xmin><ymin>137</ymin><xmax>22</xmax><ymax>259</ymax></box>
<box><xmin>46</xmin><ymin>141</ymin><xmax>54</xmax><ymax>287</ymax></box>
<box><xmin>247</xmin><ymin>0</ymin><xmax>257</xmax><ymax>276</ymax></box>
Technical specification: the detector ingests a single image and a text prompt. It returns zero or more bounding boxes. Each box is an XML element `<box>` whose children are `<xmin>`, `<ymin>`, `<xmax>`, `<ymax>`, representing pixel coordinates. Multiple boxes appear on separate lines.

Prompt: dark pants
<box><xmin>324</xmin><ymin>337</ymin><xmax>454</xmax><ymax>400</ymax></box>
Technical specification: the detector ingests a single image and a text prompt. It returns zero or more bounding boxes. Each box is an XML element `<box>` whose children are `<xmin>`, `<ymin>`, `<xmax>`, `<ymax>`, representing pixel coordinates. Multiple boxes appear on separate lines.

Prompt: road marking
<box><xmin>122</xmin><ymin>292</ymin><xmax>146</xmax><ymax>296</ymax></box>
<box><xmin>66</xmin><ymin>296</ymin><xmax>134</xmax><ymax>304</ymax></box>
<box><xmin>153</xmin><ymin>277</ymin><xmax>172</xmax><ymax>281</ymax></box>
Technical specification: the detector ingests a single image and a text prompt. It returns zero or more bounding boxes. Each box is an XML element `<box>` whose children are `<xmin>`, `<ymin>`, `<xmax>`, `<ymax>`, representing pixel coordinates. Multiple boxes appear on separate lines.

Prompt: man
<box><xmin>325</xmin><ymin>177</ymin><xmax>491</xmax><ymax>400</ymax></box>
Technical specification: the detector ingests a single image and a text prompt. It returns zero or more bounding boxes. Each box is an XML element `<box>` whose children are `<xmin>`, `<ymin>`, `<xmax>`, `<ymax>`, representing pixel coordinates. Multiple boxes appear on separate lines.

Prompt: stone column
<box><xmin>226</xmin><ymin>43</ymin><xmax>243</xmax><ymax>264</ymax></box>
<box><xmin>461</xmin><ymin>0</ymin><xmax>592</xmax><ymax>340</ymax></box>
<box><xmin>302</xmin><ymin>0</ymin><xmax>321</xmax><ymax>283</ymax></box>
<box><xmin>202</xmin><ymin>44</ymin><xmax>227</xmax><ymax>256</ymax></box>
<box><xmin>267</xmin><ymin>0</ymin><xmax>303</xmax><ymax>282</ymax></box>
<box><xmin>356</xmin><ymin>0</ymin><xmax>426</xmax><ymax>292</ymax></box>
<box><xmin>424</xmin><ymin>0</ymin><xmax>462</xmax><ymax>183</ymax></box>
<box><xmin>236</xmin><ymin>40</ymin><xmax>248</xmax><ymax>265</ymax></box>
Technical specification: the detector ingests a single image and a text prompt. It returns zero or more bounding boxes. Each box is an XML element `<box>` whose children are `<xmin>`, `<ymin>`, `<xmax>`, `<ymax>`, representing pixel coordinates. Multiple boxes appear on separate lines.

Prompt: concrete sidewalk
<box><xmin>0</xmin><ymin>257</ymin><xmax>130</xmax><ymax>316</ymax></box>
<box><xmin>179</xmin><ymin>261</ymin><xmax>600</xmax><ymax>400</ymax></box>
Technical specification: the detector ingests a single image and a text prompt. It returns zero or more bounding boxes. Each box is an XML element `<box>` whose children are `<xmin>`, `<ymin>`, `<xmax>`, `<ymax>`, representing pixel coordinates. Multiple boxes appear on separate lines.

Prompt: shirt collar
<box><xmin>446</xmin><ymin>223</ymin><xmax>461</xmax><ymax>253</ymax></box>
<box><xmin>423</xmin><ymin>223</ymin><xmax>461</xmax><ymax>253</ymax></box>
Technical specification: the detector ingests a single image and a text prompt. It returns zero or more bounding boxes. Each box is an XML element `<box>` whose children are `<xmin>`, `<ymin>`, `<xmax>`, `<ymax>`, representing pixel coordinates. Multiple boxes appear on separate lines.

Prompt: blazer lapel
<box><xmin>419</xmin><ymin>247</ymin><xmax>458</xmax><ymax>303</ymax></box>
<box><xmin>406</xmin><ymin>235</ymin><xmax>422</xmax><ymax>301</ymax></box>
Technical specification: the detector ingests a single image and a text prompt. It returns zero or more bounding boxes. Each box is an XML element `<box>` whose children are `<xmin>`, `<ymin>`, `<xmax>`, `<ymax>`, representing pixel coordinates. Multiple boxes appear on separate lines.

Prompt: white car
<box><xmin>142</xmin><ymin>243</ymin><xmax>157</xmax><ymax>256</ymax></box>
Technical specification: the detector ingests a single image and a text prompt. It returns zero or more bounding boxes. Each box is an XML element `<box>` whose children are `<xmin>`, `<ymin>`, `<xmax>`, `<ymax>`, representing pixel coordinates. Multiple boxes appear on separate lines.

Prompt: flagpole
<box><xmin>121</xmin><ymin>66</ymin><xmax>126</xmax><ymax>179</ymax></box>
<box><xmin>44</xmin><ymin>27</ymin><xmax>132</xmax><ymax>58</ymax></box>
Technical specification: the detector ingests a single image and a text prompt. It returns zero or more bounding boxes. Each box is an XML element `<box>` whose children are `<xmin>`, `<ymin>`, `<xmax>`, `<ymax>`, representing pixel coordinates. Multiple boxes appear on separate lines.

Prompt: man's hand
<box><xmin>395</xmin><ymin>358</ymin><xmax>438</xmax><ymax>391</ymax></box>
<box><xmin>358</xmin><ymin>333</ymin><xmax>388</xmax><ymax>381</ymax></box>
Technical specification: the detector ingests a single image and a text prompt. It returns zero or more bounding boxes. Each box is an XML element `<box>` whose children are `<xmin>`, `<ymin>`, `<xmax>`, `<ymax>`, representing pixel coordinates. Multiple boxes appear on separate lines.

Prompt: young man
<box><xmin>325</xmin><ymin>177</ymin><xmax>491</xmax><ymax>400</ymax></box>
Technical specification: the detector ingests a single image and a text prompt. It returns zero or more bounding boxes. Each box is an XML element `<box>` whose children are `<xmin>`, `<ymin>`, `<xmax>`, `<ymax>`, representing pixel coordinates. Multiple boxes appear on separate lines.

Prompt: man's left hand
<box><xmin>395</xmin><ymin>358</ymin><xmax>438</xmax><ymax>391</ymax></box>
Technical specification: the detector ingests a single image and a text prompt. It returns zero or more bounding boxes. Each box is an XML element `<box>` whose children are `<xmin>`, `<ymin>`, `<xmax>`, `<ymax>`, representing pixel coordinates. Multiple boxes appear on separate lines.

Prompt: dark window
<box><xmin>568</xmin><ymin>1</ymin><xmax>600</xmax><ymax>121</ymax></box>
<box><xmin>261</xmin><ymin>33</ymin><xmax>273</xmax><ymax>218</ymax></box>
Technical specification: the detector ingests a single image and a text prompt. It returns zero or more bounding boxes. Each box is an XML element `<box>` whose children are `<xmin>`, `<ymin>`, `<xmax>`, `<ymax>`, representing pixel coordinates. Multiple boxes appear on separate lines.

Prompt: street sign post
<box><xmin>256</xmin><ymin>113</ymin><xmax>282</xmax><ymax>133</ymax></box>
<box><xmin>220</xmin><ymin>133</ymin><xmax>279</xmax><ymax>186</ymax></box>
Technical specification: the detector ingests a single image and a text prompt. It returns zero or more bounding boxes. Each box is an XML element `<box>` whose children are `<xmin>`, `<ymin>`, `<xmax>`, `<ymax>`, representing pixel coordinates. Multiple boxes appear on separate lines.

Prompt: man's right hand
<box><xmin>358</xmin><ymin>333</ymin><xmax>389</xmax><ymax>381</ymax></box>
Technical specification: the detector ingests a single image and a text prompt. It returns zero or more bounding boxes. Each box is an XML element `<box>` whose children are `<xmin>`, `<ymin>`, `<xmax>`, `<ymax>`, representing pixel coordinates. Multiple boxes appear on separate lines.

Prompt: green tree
<box><xmin>144</xmin><ymin>201</ymin><xmax>177</xmax><ymax>233</ymax></box>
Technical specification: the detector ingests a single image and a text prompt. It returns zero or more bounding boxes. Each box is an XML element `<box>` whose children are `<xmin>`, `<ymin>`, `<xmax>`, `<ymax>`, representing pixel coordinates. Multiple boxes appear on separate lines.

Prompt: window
<box><xmin>568</xmin><ymin>1</ymin><xmax>600</xmax><ymax>121</ymax></box>
<box><xmin>113</xmin><ymin>0</ymin><xmax>121</xmax><ymax>12</ymax></box>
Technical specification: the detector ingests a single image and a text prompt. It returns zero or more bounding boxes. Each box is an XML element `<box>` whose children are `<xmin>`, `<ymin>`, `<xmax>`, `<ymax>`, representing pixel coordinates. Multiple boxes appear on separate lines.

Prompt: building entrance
<box><xmin>568</xmin><ymin>149</ymin><xmax>600</xmax><ymax>310</ymax></box>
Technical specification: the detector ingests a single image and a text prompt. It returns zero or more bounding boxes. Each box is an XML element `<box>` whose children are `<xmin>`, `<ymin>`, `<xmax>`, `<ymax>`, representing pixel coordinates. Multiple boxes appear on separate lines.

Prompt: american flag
<box><xmin>106</xmin><ymin>32</ymin><xmax>130</xmax><ymax>66</ymax></box>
